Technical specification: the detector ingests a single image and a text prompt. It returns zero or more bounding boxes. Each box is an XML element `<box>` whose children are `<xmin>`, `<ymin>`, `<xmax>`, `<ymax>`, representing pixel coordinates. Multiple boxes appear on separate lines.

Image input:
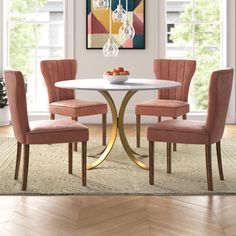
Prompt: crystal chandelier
<box><xmin>119</xmin><ymin>0</ymin><xmax>135</xmax><ymax>40</ymax></box>
<box><xmin>93</xmin><ymin>0</ymin><xmax>109</xmax><ymax>10</ymax></box>
<box><xmin>103</xmin><ymin>37</ymin><xmax>119</xmax><ymax>57</ymax></box>
<box><xmin>103</xmin><ymin>0</ymin><xmax>119</xmax><ymax>57</ymax></box>
<box><xmin>112</xmin><ymin>0</ymin><xmax>126</xmax><ymax>23</ymax></box>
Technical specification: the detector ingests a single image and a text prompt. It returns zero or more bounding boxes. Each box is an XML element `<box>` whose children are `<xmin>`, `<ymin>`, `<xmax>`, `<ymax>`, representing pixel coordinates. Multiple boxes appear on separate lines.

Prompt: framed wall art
<box><xmin>86</xmin><ymin>0</ymin><xmax>145</xmax><ymax>49</ymax></box>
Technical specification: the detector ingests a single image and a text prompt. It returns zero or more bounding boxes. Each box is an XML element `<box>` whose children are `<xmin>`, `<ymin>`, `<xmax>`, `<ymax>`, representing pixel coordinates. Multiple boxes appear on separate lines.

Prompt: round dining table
<box><xmin>55</xmin><ymin>78</ymin><xmax>181</xmax><ymax>170</ymax></box>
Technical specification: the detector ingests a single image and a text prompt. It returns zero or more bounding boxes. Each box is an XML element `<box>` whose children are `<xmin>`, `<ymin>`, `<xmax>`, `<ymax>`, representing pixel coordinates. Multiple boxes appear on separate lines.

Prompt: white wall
<box><xmin>226</xmin><ymin>0</ymin><xmax>236</xmax><ymax>123</ymax></box>
<box><xmin>0</xmin><ymin>0</ymin><xmax>3</xmax><ymax>77</ymax></box>
<box><xmin>74</xmin><ymin>0</ymin><xmax>159</xmax><ymax>124</ymax></box>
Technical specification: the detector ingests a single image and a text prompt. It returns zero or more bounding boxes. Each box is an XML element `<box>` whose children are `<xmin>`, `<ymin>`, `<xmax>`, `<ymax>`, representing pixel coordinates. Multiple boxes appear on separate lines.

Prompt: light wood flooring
<box><xmin>0</xmin><ymin>124</ymin><xmax>236</xmax><ymax>236</ymax></box>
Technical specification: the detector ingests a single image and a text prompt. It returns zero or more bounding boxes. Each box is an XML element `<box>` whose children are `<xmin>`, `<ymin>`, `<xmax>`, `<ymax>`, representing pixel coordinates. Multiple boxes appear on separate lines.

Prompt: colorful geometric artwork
<box><xmin>86</xmin><ymin>0</ymin><xmax>145</xmax><ymax>49</ymax></box>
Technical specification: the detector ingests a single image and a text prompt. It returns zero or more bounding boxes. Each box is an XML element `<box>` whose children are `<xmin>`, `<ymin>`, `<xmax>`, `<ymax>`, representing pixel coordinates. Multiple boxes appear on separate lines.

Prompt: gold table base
<box><xmin>87</xmin><ymin>90</ymin><xmax>148</xmax><ymax>170</ymax></box>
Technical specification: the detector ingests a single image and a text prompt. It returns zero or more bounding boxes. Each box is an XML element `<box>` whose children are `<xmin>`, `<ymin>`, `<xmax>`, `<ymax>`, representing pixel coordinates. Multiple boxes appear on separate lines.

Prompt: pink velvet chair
<box><xmin>147</xmin><ymin>68</ymin><xmax>234</xmax><ymax>191</ymax></box>
<box><xmin>136</xmin><ymin>59</ymin><xmax>196</xmax><ymax>150</ymax></box>
<box><xmin>4</xmin><ymin>70</ymin><xmax>89</xmax><ymax>191</ymax></box>
<box><xmin>40</xmin><ymin>59</ymin><xmax>107</xmax><ymax>150</ymax></box>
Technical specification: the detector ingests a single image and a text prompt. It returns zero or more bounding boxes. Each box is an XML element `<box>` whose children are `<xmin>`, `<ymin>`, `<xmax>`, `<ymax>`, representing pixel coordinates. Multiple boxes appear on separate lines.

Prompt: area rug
<box><xmin>0</xmin><ymin>137</ymin><xmax>236</xmax><ymax>195</ymax></box>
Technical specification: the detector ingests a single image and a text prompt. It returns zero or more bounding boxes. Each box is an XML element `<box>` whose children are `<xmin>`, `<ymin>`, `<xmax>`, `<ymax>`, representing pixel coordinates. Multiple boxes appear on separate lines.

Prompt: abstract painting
<box><xmin>86</xmin><ymin>0</ymin><xmax>145</xmax><ymax>49</ymax></box>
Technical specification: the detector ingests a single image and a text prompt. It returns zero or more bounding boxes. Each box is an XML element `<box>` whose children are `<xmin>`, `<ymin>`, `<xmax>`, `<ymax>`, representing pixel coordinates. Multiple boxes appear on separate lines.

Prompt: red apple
<box><xmin>123</xmin><ymin>71</ymin><xmax>130</xmax><ymax>75</ymax></box>
<box><xmin>116</xmin><ymin>67</ymin><xmax>124</xmax><ymax>73</ymax></box>
<box><xmin>113</xmin><ymin>72</ymin><xmax>119</xmax><ymax>76</ymax></box>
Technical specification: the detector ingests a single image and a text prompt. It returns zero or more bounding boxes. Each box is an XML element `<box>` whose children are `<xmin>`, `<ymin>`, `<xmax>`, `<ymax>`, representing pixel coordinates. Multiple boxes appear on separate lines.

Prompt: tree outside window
<box><xmin>8</xmin><ymin>0</ymin><xmax>64</xmax><ymax>109</ymax></box>
<box><xmin>167</xmin><ymin>0</ymin><xmax>221</xmax><ymax>110</ymax></box>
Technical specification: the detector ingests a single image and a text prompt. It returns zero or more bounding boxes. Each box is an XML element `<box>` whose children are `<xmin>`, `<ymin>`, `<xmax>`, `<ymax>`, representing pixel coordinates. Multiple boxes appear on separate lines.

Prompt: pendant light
<box><xmin>112</xmin><ymin>0</ymin><xmax>126</xmax><ymax>23</ymax></box>
<box><xmin>103</xmin><ymin>0</ymin><xmax>119</xmax><ymax>57</ymax></box>
<box><xmin>119</xmin><ymin>0</ymin><xmax>135</xmax><ymax>40</ymax></box>
<box><xmin>93</xmin><ymin>0</ymin><xmax>109</xmax><ymax>10</ymax></box>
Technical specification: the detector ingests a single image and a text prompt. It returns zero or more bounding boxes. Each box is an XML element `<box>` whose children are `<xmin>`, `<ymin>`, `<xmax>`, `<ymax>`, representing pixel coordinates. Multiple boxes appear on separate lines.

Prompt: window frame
<box><xmin>157</xmin><ymin>0</ymin><xmax>235</xmax><ymax>123</ymax></box>
<box><xmin>2</xmin><ymin>0</ymin><xmax>74</xmax><ymax>112</ymax></box>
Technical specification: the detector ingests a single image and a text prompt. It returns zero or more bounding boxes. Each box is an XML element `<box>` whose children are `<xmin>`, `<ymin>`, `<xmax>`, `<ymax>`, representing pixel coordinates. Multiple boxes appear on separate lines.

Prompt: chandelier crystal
<box><xmin>103</xmin><ymin>0</ymin><xmax>119</xmax><ymax>57</ymax></box>
<box><xmin>119</xmin><ymin>0</ymin><xmax>135</xmax><ymax>40</ymax></box>
<box><xmin>119</xmin><ymin>20</ymin><xmax>135</xmax><ymax>40</ymax></box>
<box><xmin>112</xmin><ymin>0</ymin><xmax>126</xmax><ymax>23</ymax></box>
<box><xmin>103</xmin><ymin>37</ymin><xmax>119</xmax><ymax>57</ymax></box>
<box><xmin>93</xmin><ymin>0</ymin><xmax>109</xmax><ymax>10</ymax></box>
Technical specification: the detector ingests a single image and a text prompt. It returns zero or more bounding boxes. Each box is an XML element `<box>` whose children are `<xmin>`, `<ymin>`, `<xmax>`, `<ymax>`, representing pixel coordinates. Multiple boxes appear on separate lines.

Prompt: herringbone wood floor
<box><xmin>0</xmin><ymin>124</ymin><xmax>236</xmax><ymax>236</ymax></box>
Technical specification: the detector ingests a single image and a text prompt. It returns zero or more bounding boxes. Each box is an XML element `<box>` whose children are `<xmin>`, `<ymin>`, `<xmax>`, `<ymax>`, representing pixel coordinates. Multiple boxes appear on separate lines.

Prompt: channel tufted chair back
<box><xmin>154</xmin><ymin>59</ymin><xmax>196</xmax><ymax>102</ymax></box>
<box><xmin>40</xmin><ymin>59</ymin><xmax>77</xmax><ymax>103</ymax></box>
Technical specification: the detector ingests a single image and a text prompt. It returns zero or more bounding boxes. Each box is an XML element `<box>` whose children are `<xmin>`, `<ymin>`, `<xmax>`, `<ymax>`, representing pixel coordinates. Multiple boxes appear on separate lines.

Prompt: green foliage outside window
<box><xmin>9</xmin><ymin>0</ymin><xmax>46</xmax><ymax>80</ymax></box>
<box><xmin>170</xmin><ymin>0</ymin><xmax>221</xmax><ymax>110</ymax></box>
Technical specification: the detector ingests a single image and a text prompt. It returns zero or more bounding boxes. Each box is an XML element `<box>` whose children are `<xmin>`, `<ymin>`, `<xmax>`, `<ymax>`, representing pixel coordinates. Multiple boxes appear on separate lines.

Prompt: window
<box><xmin>7</xmin><ymin>0</ymin><xmax>65</xmax><ymax>111</ymax></box>
<box><xmin>166</xmin><ymin>0</ymin><xmax>223</xmax><ymax>110</ymax></box>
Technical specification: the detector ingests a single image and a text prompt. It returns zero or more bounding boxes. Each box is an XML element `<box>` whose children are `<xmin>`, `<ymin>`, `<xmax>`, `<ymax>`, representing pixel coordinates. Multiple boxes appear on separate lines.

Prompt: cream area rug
<box><xmin>0</xmin><ymin>137</ymin><xmax>236</xmax><ymax>195</ymax></box>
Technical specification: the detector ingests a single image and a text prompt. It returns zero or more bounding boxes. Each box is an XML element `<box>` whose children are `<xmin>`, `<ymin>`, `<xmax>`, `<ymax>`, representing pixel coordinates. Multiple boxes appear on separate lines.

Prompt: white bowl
<box><xmin>103</xmin><ymin>74</ymin><xmax>129</xmax><ymax>84</ymax></box>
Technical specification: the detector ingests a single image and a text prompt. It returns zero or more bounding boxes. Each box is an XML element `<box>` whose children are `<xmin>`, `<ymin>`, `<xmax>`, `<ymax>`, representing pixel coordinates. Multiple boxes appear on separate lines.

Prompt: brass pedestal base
<box><xmin>87</xmin><ymin>90</ymin><xmax>148</xmax><ymax>170</ymax></box>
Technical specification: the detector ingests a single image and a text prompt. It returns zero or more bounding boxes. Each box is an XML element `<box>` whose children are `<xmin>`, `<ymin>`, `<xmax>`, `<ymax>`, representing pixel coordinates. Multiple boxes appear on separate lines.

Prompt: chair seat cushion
<box><xmin>26</xmin><ymin>120</ymin><xmax>89</xmax><ymax>144</ymax></box>
<box><xmin>49</xmin><ymin>99</ymin><xmax>107</xmax><ymax>117</ymax></box>
<box><xmin>135</xmin><ymin>99</ymin><xmax>189</xmax><ymax>117</ymax></box>
<box><xmin>147</xmin><ymin>120</ymin><xmax>209</xmax><ymax>144</ymax></box>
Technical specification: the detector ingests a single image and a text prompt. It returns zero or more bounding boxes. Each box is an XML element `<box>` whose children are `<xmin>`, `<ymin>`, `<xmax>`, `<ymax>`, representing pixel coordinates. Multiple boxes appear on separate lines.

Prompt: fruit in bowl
<box><xmin>103</xmin><ymin>67</ymin><xmax>130</xmax><ymax>84</ymax></box>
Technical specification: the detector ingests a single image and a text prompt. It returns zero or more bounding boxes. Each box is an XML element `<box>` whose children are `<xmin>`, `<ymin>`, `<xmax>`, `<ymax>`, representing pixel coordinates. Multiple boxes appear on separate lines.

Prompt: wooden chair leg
<box><xmin>173</xmin><ymin>144</ymin><xmax>177</xmax><ymax>152</ymax></box>
<box><xmin>82</xmin><ymin>142</ymin><xmax>87</xmax><ymax>186</ymax></box>
<box><xmin>167</xmin><ymin>143</ymin><xmax>172</xmax><ymax>173</ymax></box>
<box><xmin>68</xmin><ymin>143</ymin><xmax>73</xmax><ymax>174</ymax></box>
<box><xmin>50</xmin><ymin>114</ymin><xmax>55</xmax><ymax>120</ymax></box>
<box><xmin>205</xmin><ymin>144</ymin><xmax>213</xmax><ymax>191</ymax></box>
<box><xmin>72</xmin><ymin>117</ymin><xmax>78</xmax><ymax>152</ymax></box>
<box><xmin>14</xmin><ymin>142</ymin><xmax>22</xmax><ymax>180</ymax></box>
<box><xmin>173</xmin><ymin>117</ymin><xmax>177</xmax><ymax>151</ymax></box>
<box><xmin>158</xmin><ymin>116</ymin><xmax>162</xmax><ymax>123</ymax></box>
<box><xmin>183</xmin><ymin>114</ymin><xmax>187</xmax><ymax>120</ymax></box>
<box><xmin>149</xmin><ymin>141</ymin><xmax>155</xmax><ymax>185</ymax></box>
<box><xmin>136</xmin><ymin>115</ymin><xmax>141</xmax><ymax>148</ymax></box>
<box><xmin>22</xmin><ymin>145</ymin><xmax>30</xmax><ymax>191</ymax></box>
<box><xmin>102</xmin><ymin>114</ymin><xmax>107</xmax><ymax>146</ymax></box>
<box><xmin>216</xmin><ymin>141</ymin><xmax>224</xmax><ymax>180</ymax></box>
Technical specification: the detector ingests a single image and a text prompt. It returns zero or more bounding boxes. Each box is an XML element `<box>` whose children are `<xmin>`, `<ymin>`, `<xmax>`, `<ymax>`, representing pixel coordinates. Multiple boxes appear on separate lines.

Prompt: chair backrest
<box><xmin>40</xmin><ymin>59</ymin><xmax>77</xmax><ymax>103</ymax></box>
<box><xmin>206</xmin><ymin>68</ymin><xmax>234</xmax><ymax>143</ymax></box>
<box><xmin>4</xmin><ymin>70</ymin><xmax>30</xmax><ymax>144</ymax></box>
<box><xmin>153</xmin><ymin>59</ymin><xmax>196</xmax><ymax>102</ymax></box>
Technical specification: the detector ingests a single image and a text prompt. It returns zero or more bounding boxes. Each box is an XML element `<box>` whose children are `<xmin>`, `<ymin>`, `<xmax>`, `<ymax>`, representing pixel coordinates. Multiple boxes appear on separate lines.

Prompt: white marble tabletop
<box><xmin>55</xmin><ymin>78</ymin><xmax>181</xmax><ymax>91</ymax></box>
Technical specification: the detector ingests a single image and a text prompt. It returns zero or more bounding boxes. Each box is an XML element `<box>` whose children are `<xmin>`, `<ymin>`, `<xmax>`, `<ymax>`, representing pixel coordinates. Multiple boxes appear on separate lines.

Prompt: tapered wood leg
<box><xmin>149</xmin><ymin>141</ymin><xmax>154</xmax><ymax>185</ymax></box>
<box><xmin>183</xmin><ymin>114</ymin><xmax>187</xmax><ymax>120</ymax></box>
<box><xmin>68</xmin><ymin>143</ymin><xmax>73</xmax><ymax>174</ymax></box>
<box><xmin>158</xmin><ymin>116</ymin><xmax>162</xmax><ymax>123</ymax></box>
<box><xmin>82</xmin><ymin>142</ymin><xmax>87</xmax><ymax>186</ymax></box>
<box><xmin>50</xmin><ymin>114</ymin><xmax>55</xmax><ymax>120</ymax></box>
<box><xmin>72</xmin><ymin>117</ymin><xmax>78</xmax><ymax>152</ymax></box>
<box><xmin>167</xmin><ymin>143</ymin><xmax>172</xmax><ymax>174</ymax></box>
<box><xmin>173</xmin><ymin>145</ymin><xmax>177</xmax><ymax>152</ymax></box>
<box><xmin>216</xmin><ymin>141</ymin><xmax>224</xmax><ymax>180</ymax></box>
<box><xmin>102</xmin><ymin>114</ymin><xmax>107</xmax><ymax>146</ymax></box>
<box><xmin>173</xmin><ymin>117</ymin><xmax>177</xmax><ymax>151</ymax></box>
<box><xmin>205</xmin><ymin>144</ymin><xmax>213</xmax><ymax>191</ymax></box>
<box><xmin>22</xmin><ymin>145</ymin><xmax>30</xmax><ymax>191</ymax></box>
<box><xmin>14</xmin><ymin>142</ymin><xmax>22</xmax><ymax>180</ymax></box>
<box><xmin>136</xmin><ymin>115</ymin><xmax>141</xmax><ymax>148</ymax></box>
